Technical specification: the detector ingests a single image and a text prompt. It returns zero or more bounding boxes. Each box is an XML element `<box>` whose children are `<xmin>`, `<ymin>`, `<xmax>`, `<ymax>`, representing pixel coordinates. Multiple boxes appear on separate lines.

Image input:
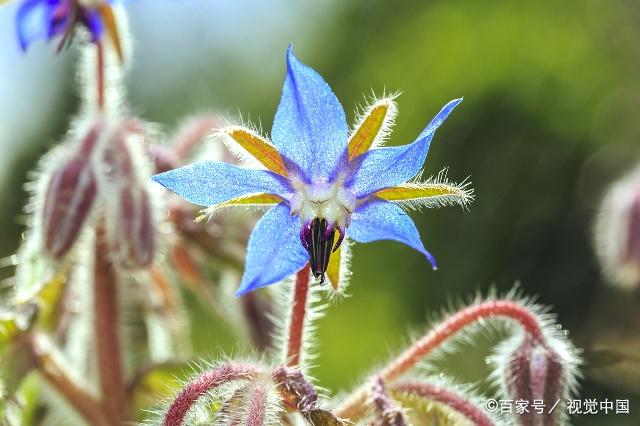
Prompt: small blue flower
<box><xmin>153</xmin><ymin>47</ymin><xmax>470</xmax><ymax>296</ymax></box>
<box><xmin>16</xmin><ymin>0</ymin><xmax>122</xmax><ymax>55</ymax></box>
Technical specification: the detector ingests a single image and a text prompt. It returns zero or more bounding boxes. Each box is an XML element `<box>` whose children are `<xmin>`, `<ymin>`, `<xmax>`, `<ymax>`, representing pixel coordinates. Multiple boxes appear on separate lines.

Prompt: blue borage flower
<box><xmin>16</xmin><ymin>0</ymin><xmax>124</xmax><ymax>58</ymax></box>
<box><xmin>153</xmin><ymin>47</ymin><xmax>472</xmax><ymax>296</ymax></box>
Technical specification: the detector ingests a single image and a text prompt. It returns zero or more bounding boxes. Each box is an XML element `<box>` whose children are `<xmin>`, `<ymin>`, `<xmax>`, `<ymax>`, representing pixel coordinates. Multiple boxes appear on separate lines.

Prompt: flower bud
<box><xmin>596</xmin><ymin>168</ymin><xmax>640</xmax><ymax>289</ymax></box>
<box><xmin>103</xmin><ymin>126</ymin><xmax>157</xmax><ymax>269</ymax></box>
<box><xmin>499</xmin><ymin>335</ymin><xmax>573</xmax><ymax>426</ymax></box>
<box><xmin>370</xmin><ymin>376</ymin><xmax>406</xmax><ymax>426</ymax></box>
<box><xmin>42</xmin><ymin>148</ymin><xmax>98</xmax><ymax>259</ymax></box>
<box><xmin>114</xmin><ymin>184</ymin><xmax>155</xmax><ymax>268</ymax></box>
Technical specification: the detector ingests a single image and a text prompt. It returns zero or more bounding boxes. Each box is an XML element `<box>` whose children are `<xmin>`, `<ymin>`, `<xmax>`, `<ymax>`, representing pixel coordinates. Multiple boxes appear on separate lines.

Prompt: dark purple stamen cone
<box><xmin>506</xmin><ymin>336</ymin><xmax>564</xmax><ymax>426</ymax></box>
<box><xmin>303</xmin><ymin>218</ymin><xmax>336</xmax><ymax>283</ymax></box>
<box><xmin>43</xmin><ymin>156</ymin><xmax>98</xmax><ymax>259</ymax></box>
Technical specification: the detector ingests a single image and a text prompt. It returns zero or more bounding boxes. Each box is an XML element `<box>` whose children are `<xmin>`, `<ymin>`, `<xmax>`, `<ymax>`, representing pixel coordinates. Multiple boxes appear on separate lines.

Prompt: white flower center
<box><xmin>290</xmin><ymin>180</ymin><xmax>356</xmax><ymax>230</ymax></box>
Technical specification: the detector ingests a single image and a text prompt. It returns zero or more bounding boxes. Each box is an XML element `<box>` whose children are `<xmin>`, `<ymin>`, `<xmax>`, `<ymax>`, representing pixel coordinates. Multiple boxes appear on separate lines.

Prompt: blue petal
<box><xmin>151</xmin><ymin>161</ymin><xmax>292</xmax><ymax>207</ymax></box>
<box><xmin>82</xmin><ymin>9</ymin><xmax>104</xmax><ymax>42</ymax></box>
<box><xmin>236</xmin><ymin>203</ymin><xmax>308</xmax><ymax>296</ymax></box>
<box><xmin>271</xmin><ymin>46</ymin><xmax>349</xmax><ymax>182</ymax></box>
<box><xmin>16</xmin><ymin>0</ymin><xmax>48</xmax><ymax>50</ymax></box>
<box><xmin>347</xmin><ymin>199</ymin><xmax>436</xmax><ymax>268</ymax></box>
<box><xmin>346</xmin><ymin>98</ymin><xmax>462</xmax><ymax>197</ymax></box>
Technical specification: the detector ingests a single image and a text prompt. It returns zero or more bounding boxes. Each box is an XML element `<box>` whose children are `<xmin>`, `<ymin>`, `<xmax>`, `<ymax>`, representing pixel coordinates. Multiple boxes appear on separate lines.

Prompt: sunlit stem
<box><xmin>24</xmin><ymin>333</ymin><xmax>110</xmax><ymax>426</ymax></box>
<box><xmin>334</xmin><ymin>300</ymin><xmax>544</xmax><ymax>421</ymax></box>
<box><xmin>162</xmin><ymin>362</ymin><xmax>262</xmax><ymax>426</ymax></box>
<box><xmin>391</xmin><ymin>381</ymin><xmax>494</xmax><ymax>426</ymax></box>
<box><xmin>285</xmin><ymin>265</ymin><xmax>311</xmax><ymax>367</ymax></box>
<box><xmin>93</xmin><ymin>225</ymin><xmax>130</xmax><ymax>424</ymax></box>
<box><xmin>96</xmin><ymin>42</ymin><xmax>105</xmax><ymax>111</ymax></box>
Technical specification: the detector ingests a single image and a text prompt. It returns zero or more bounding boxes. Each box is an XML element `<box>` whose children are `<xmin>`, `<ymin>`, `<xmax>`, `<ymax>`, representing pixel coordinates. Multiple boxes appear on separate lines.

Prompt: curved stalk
<box><xmin>162</xmin><ymin>362</ymin><xmax>262</xmax><ymax>426</ymax></box>
<box><xmin>334</xmin><ymin>299</ymin><xmax>544</xmax><ymax>421</ymax></box>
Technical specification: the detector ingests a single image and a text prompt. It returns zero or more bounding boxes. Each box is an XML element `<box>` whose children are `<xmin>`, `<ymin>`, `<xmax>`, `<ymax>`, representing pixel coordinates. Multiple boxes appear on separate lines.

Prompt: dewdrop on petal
<box><xmin>41</xmin><ymin>122</ymin><xmax>103</xmax><ymax>259</ymax></box>
<box><xmin>596</xmin><ymin>167</ymin><xmax>640</xmax><ymax>290</ymax></box>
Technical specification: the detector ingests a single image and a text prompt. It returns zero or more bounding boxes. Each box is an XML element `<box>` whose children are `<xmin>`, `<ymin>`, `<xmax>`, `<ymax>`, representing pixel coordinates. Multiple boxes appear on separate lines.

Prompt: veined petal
<box><xmin>220</xmin><ymin>126</ymin><xmax>288</xmax><ymax>176</ymax></box>
<box><xmin>236</xmin><ymin>203</ymin><xmax>308</xmax><ymax>296</ymax></box>
<box><xmin>271</xmin><ymin>46</ymin><xmax>348</xmax><ymax>181</ymax></box>
<box><xmin>151</xmin><ymin>161</ymin><xmax>292</xmax><ymax>207</ymax></box>
<box><xmin>346</xmin><ymin>98</ymin><xmax>462</xmax><ymax>197</ymax></box>
<box><xmin>375</xmin><ymin>180</ymin><xmax>473</xmax><ymax>209</ymax></box>
<box><xmin>326</xmin><ymin>238</ymin><xmax>351</xmax><ymax>292</ymax></box>
<box><xmin>348</xmin><ymin>96</ymin><xmax>397</xmax><ymax>160</ymax></box>
<box><xmin>347</xmin><ymin>199</ymin><xmax>436</xmax><ymax>268</ymax></box>
<box><xmin>16</xmin><ymin>0</ymin><xmax>47</xmax><ymax>50</ymax></box>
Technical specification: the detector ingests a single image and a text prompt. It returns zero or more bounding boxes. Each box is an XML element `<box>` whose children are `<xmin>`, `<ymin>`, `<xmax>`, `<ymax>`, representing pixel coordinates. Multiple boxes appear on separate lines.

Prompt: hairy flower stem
<box><xmin>335</xmin><ymin>300</ymin><xmax>544</xmax><ymax>421</ymax></box>
<box><xmin>286</xmin><ymin>265</ymin><xmax>311</xmax><ymax>367</ymax></box>
<box><xmin>23</xmin><ymin>333</ymin><xmax>110</xmax><ymax>426</ymax></box>
<box><xmin>94</xmin><ymin>227</ymin><xmax>130</xmax><ymax>424</ymax></box>
<box><xmin>391</xmin><ymin>382</ymin><xmax>494</xmax><ymax>426</ymax></box>
<box><xmin>163</xmin><ymin>363</ymin><xmax>261</xmax><ymax>426</ymax></box>
<box><xmin>96</xmin><ymin>42</ymin><xmax>105</xmax><ymax>111</ymax></box>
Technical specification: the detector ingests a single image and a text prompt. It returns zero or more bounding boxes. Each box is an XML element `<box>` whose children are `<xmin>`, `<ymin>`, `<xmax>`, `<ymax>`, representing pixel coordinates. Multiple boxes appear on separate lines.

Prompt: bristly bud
<box><xmin>114</xmin><ymin>184</ymin><xmax>155</xmax><ymax>268</ymax></box>
<box><xmin>596</xmin><ymin>167</ymin><xmax>640</xmax><ymax>289</ymax></box>
<box><xmin>272</xmin><ymin>365</ymin><xmax>318</xmax><ymax>415</ymax></box>
<box><xmin>42</xmin><ymin>123</ymin><xmax>102</xmax><ymax>259</ymax></box>
<box><xmin>370</xmin><ymin>376</ymin><xmax>407</xmax><ymax>426</ymax></box>
<box><xmin>495</xmin><ymin>332</ymin><xmax>580</xmax><ymax>426</ymax></box>
<box><xmin>271</xmin><ymin>365</ymin><xmax>344</xmax><ymax>425</ymax></box>
<box><xmin>102</xmin><ymin>124</ymin><xmax>157</xmax><ymax>269</ymax></box>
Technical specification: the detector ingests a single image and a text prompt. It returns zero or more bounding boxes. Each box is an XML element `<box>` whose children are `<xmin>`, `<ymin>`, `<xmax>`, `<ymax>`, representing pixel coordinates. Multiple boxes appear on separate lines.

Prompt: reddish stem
<box><xmin>94</xmin><ymin>227</ymin><xmax>130</xmax><ymax>424</ymax></box>
<box><xmin>163</xmin><ymin>363</ymin><xmax>261</xmax><ymax>426</ymax></box>
<box><xmin>246</xmin><ymin>383</ymin><xmax>268</xmax><ymax>426</ymax></box>
<box><xmin>96</xmin><ymin>42</ymin><xmax>105</xmax><ymax>110</ymax></box>
<box><xmin>335</xmin><ymin>300</ymin><xmax>544</xmax><ymax>421</ymax></box>
<box><xmin>392</xmin><ymin>381</ymin><xmax>494</xmax><ymax>426</ymax></box>
<box><xmin>286</xmin><ymin>265</ymin><xmax>311</xmax><ymax>366</ymax></box>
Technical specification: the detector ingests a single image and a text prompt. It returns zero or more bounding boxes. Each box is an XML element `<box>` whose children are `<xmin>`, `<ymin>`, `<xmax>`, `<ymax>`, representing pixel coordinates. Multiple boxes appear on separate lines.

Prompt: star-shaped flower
<box><xmin>16</xmin><ymin>0</ymin><xmax>123</xmax><ymax>58</ymax></box>
<box><xmin>152</xmin><ymin>47</ymin><xmax>472</xmax><ymax>296</ymax></box>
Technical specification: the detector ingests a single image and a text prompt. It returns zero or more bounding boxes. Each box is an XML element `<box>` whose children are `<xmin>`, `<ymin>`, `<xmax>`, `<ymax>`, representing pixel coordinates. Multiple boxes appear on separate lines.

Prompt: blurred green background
<box><xmin>2</xmin><ymin>0</ymin><xmax>640</xmax><ymax>424</ymax></box>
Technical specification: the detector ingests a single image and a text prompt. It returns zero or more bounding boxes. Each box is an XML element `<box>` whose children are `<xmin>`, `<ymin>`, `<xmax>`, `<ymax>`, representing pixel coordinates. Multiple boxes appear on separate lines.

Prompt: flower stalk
<box><xmin>96</xmin><ymin>42</ymin><xmax>105</xmax><ymax>111</ymax></box>
<box><xmin>93</xmin><ymin>226</ymin><xmax>130</xmax><ymax>424</ymax></box>
<box><xmin>390</xmin><ymin>381</ymin><xmax>494</xmax><ymax>426</ymax></box>
<box><xmin>286</xmin><ymin>265</ymin><xmax>311</xmax><ymax>367</ymax></box>
<box><xmin>162</xmin><ymin>363</ymin><xmax>262</xmax><ymax>426</ymax></box>
<box><xmin>335</xmin><ymin>300</ymin><xmax>545</xmax><ymax>421</ymax></box>
<box><xmin>23</xmin><ymin>333</ymin><xmax>110</xmax><ymax>426</ymax></box>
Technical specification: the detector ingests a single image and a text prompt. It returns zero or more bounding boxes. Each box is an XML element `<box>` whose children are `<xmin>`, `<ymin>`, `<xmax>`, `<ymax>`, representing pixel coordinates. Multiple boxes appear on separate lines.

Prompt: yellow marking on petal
<box><xmin>222</xmin><ymin>127</ymin><xmax>288</xmax><ymax>176</ymax></box>
<box><xmin>195</xmin><ymin>193</ymin><xmax>281</xmax><ymax>222</ymax></box>
<box><xmin>375</xmin><ymin>183</ymin><xmax>468</xmax><ymax>201</ymax></box>
<box><xmin>326</xmin><ymin>239</ymin><xmax>351</xmax><ymax>292</ymax></box>
<box><xmin>326</xmin><ymin>246</ymin><xmax>342</xmax><ymax>291</ymax></box>
<box><xmin>98</xmin><ymin>4</ymin><xmax>123</xmax><ymax>63</ymax></box>
<box><xmin>348</xmin><ymin>99</ymin><xmax>394</xmax><ymax>160</ymax></box>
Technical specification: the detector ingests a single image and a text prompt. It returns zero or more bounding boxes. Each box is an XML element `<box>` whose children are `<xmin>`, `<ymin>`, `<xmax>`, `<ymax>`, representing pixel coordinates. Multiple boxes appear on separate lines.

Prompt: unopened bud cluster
<box><xmin>38</xmin><ymin>116</ymin><xmax>157</xmax><ymax>269</ymax></box>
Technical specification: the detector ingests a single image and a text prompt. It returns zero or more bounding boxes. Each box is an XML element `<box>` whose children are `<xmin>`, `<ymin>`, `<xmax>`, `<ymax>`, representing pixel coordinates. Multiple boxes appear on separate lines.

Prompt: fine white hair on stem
<box><xmin>267</xmin><ymin>275</ymin><xmax>328</xmax><ymax>377</ymax></box>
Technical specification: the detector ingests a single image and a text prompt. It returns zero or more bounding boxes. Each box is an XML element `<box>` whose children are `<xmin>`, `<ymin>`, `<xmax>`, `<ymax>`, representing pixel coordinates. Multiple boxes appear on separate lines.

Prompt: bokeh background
<box><xmin>2</xmin><ymin>0</ymin><xmax>640</xmax><ymax>424</ymax></box>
